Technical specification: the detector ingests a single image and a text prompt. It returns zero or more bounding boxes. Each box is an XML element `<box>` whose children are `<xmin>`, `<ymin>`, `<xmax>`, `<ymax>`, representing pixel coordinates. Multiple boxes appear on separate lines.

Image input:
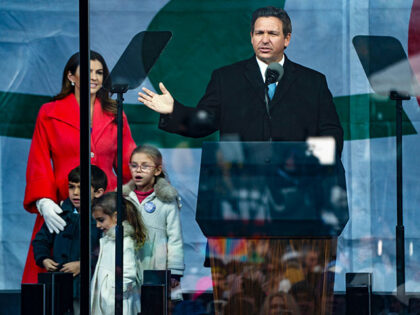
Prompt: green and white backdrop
<box><xmin>1</xmin><ymin>0</ymin><xmax>420</xmax><ymax>293</ymax></box>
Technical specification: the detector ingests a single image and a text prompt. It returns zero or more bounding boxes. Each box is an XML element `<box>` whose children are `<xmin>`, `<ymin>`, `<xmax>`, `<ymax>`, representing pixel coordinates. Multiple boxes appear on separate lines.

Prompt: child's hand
<box><xmin>60</xmin><ymin>261</ymin><xmax>80</xmax><ymax>277</ymax></box>
<box><xmin>42</xmin><ymin>258</ymin><xmax>59</xmax><ymax>271</ymax></box>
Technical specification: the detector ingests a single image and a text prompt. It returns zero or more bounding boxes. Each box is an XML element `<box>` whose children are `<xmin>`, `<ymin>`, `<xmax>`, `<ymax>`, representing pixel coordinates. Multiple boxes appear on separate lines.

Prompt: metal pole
<box><xmin>395</xmin><ymin>96</ymin><xmax>405</xmax><ymax>297</ymax></box>
<box><xmin>79</xmin><ymin>0</ymin><xmax>91</xmax><ymax>314</ymax></box>
<box><xmin>390</xmin><ymin>91</ymin><xmax>409</xmax><ymax>298</ymax></box>
<box><xmin>115</xmin><ymin>92</ymin><xmax>124</xmax><ymax>315</ymax></box>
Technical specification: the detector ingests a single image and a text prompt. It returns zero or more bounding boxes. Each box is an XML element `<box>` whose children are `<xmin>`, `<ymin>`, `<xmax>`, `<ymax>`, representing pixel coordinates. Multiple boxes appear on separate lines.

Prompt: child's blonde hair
<box><xmin>92</xmin><ymin>192</ymin><xmax>146</xmax><ymax>248</ymax></box>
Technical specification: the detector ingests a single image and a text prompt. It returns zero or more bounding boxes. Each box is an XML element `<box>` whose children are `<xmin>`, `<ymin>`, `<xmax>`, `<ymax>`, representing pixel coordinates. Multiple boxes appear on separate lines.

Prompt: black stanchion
<box><xmin>79</xmin><ymin>0</ymin><xmax>91</xmax><ymax>314</ymax></box>
<box><xmin>38</xmin><ymin>272</ymin><xmax>74</xmax><ymax>315</ymax></box>
<box><xmin>141</xmin><ymin>270</ymin><xmax>171</xmax><ymax>315</ymax></box>
<box><xmin>346</xmin><ymin>272</ymin><xmax>372</xmax><ymax>315</ymax></box>
<box><xmin>21</xmin><ymin>283</ymin><xmax>46</xmax><ymax>315</ymax></box>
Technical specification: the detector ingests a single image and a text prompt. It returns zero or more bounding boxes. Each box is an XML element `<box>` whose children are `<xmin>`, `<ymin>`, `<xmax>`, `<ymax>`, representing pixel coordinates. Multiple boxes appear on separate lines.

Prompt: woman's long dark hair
<box><xmin>53</xmin><ymin>51</ymin><xmax>117</xmax><ymax>115</ymax></box>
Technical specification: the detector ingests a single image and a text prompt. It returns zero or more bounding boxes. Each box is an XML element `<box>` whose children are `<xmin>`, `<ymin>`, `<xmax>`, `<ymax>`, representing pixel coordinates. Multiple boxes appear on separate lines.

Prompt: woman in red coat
<box><xmin>22</xmin><ymin>51</ymin><xmax>137</xmax><ymax>283</ymax></box>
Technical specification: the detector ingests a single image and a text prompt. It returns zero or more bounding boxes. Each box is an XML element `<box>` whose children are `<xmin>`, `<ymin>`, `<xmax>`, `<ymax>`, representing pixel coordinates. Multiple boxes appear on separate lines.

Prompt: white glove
<box><xmin>36</xmin><ymin>198</ymin><xmax>67</xmax><ymax>234</ymax></box>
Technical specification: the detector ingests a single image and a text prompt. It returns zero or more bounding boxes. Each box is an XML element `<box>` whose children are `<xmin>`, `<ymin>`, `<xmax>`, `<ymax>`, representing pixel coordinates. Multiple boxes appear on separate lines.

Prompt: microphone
<box><xmin>264</xmin><ymin>63</ymin><xmax>284</xmax><ymax>141</ymax></box>
<box><xmin>265</xmin><ymin>62</ymin><xmax>284</xmax><ymax>85</ymax></box>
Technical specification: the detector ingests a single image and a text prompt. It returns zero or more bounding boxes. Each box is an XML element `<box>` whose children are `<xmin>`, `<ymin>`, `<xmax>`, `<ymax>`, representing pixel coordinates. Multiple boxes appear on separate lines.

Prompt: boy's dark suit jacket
<box><xmin>32</xmin><ymin>198</ymin><xmax>101</xmax><ymax>298</ymax></box>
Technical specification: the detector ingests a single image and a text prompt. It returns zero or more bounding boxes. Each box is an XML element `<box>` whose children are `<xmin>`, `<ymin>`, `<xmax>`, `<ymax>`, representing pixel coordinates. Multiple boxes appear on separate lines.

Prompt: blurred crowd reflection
<box><xmin>206</xmin><ymin>238</ymin><xmax>339</xmax><ymax>315</ymax></box>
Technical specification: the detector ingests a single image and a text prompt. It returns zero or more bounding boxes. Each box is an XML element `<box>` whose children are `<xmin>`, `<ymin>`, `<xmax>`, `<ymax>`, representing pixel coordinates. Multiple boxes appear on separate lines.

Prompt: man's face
<box><xmin>251</xmin><ymin>17</ymin><xmax>291</xmax><ymax>64</ymax></box>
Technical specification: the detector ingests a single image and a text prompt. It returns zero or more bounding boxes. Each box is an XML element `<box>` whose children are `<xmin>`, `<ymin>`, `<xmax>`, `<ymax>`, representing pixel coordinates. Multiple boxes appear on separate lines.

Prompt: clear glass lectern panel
<box><xmin>196</xmin><ymin>141</ymin><xmax>348</xmax><ymax>315</ymax></box>
<box><xmin>197</xmin><ymin>142</ymin><xmax>349</xmax><ymax>238</ymax></box>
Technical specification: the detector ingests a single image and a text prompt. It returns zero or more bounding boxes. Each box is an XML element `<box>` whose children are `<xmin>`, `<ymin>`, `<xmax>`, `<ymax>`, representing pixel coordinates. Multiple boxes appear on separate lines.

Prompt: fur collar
<box><xmin>104</xmin><ymin>221</ymin><xmax>134</xmax><ymax>240</ymax></box>
<box><xmin>123</xmin><ymin>177</ymin><xmax>178</xmax><ymax>203</ymax></box>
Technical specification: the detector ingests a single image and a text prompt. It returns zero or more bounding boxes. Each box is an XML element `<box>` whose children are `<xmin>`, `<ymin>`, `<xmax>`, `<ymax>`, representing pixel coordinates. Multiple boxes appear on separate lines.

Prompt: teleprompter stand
<box><xmin>353</xmin><ymin>35</ymin><xmax>420</xmax><ymax>298</ymax></box>
<box><xmin>103</xmin><ymin>30</ymin><xmax>171</xmax><ymax>315</ymax></box>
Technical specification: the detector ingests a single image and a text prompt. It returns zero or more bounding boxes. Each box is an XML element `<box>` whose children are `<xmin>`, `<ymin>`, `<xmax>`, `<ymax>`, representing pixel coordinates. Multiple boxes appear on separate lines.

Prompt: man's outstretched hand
<box><xmin>138</xmin><ymin>82</ymin><xmax>174</xmax><ymax>114</ymax></box>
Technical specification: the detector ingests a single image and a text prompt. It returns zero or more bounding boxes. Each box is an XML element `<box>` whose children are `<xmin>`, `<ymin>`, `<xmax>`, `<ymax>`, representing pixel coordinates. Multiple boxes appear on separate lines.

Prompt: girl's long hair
<box><xmin>53</xmin><ymin>50</ymin><xmax>117</xmax><ymax>115</ymax></box>
<box><xmin>92</xmin><ymin>192</ymin><xmax>146</xmax><ymax>248</ymax></box>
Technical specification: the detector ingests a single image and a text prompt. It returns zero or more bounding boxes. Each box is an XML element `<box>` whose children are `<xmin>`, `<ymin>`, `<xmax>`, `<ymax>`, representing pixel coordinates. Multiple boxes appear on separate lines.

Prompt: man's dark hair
<box><xmin>68</xmin><ymin>165</ymin><xmax>108</xmax><ymax>191</ymax></box>
<box><xmin>250</xmin><ymin>6</ymin><xmax>292</xmax><ymax>36</ymax></box>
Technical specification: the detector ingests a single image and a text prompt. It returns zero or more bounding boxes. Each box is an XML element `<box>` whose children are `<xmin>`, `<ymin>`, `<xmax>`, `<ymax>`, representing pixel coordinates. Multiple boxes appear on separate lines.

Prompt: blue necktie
<box><xmin>268</xmin><ymin>83</ymin><xmax>276</xmax><ymax>100</ymax></box>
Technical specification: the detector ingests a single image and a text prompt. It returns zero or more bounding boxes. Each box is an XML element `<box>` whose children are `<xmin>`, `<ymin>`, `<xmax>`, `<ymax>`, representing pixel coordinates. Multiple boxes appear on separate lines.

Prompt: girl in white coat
<box><xmin>124</xmin><ymin>145</ymin><xmax>184</xmax><ymax>299</ymax></box>
<box><xmin>91</xmin><ymin>192</ymin><xmax>146</xmax><ymax>315</ymax></box>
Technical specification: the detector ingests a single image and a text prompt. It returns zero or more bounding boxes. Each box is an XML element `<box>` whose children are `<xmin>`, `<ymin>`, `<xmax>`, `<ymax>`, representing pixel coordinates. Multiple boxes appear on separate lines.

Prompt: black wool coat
<box><xmin>159</xmin><ymin>55</ymin><xmax>344</xmax><ymax>156</ymax></box>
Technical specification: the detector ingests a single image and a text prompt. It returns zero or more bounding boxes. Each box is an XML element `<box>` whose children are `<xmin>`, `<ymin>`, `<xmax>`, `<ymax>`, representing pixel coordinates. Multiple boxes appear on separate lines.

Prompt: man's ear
<box><xmin>93</xmin><ymin>188</ymin><xmax>105</xmax><ymax>199</ymax></box>
<box><xmin>284</xmin><ymin>33</ymin><xmax>291</xmax><ymax>48</ymax></box>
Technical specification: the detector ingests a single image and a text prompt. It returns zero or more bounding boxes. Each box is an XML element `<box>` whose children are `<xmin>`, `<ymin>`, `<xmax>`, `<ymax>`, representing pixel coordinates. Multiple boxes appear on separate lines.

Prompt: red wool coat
<box><xmin>22</xmin><ymin>94</ymin><xmax>137</xmax><ymax>283</ymax></box>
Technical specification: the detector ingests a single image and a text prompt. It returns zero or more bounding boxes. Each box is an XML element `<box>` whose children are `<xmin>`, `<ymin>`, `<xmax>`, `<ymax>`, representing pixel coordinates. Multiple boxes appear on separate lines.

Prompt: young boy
<box><xmin>32</xmin><ymin>165</ymin><xmax>108</xmax><ymax>315</ymax></box>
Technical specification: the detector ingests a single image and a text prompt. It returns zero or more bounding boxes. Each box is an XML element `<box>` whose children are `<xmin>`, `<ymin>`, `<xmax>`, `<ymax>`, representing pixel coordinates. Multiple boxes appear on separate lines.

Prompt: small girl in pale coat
<box><xmin>123</xmin><ymin>145</ymin><xmax>184</xmax><ymax>298</ymax></box>
<box><xmin>91</xmin><ymin>192</ymin><xmax>146</xmax><ymax>315</ymax></box>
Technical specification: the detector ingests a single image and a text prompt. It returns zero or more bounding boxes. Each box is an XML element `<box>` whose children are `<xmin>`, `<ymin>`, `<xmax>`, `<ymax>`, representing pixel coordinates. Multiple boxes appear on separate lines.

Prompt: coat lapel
<box><xmin>47</xmin><ymin>94</ymin><xmax>115</xmax><ymax>147</ymax></box>
<box><xmin>270</xmin><ymin>55</ymin><xmax>298</xmax><ymax>109</ymax></box>
<box><xmin>46</xmin><ymin>94</ymin><xmax>80</xmax><ymax>129</ymax></box>
<box><xmin>91</xmin><ymin>99</ymin><xmax>115</xmax><ymax>147</ymax></box>
<box><xmin>243</xmin><ymin>57</ymin><xmax>266</xmax><ymax>104</ymax></box>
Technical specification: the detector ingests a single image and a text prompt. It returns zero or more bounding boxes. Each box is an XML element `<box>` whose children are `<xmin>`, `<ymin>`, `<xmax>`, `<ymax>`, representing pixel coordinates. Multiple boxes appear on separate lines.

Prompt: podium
<box><xmin>196</xmin><ymin>142</ymin><xmax>348</xmax><ymax>315</ymax></box>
